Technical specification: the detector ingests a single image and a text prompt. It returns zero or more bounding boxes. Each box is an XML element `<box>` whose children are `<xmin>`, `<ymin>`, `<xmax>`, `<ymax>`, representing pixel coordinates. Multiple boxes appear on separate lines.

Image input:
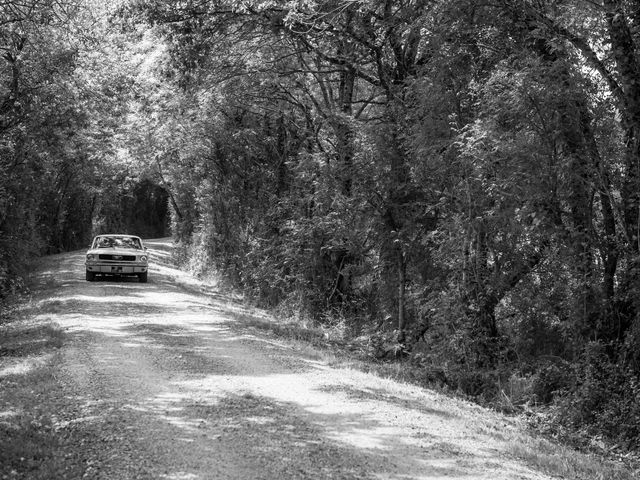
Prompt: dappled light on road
<box><xmin>0</xmin><ymin>238</ymin><xmax>555</xmax><ymax>480</ymax></box>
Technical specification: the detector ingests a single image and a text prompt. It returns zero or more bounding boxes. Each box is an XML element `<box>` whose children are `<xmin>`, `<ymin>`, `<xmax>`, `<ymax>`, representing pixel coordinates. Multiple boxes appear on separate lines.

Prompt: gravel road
<box><xmin>2</xmin><ymin>238</ymin><xmax>554</xmax><ymax>480</ymax></box>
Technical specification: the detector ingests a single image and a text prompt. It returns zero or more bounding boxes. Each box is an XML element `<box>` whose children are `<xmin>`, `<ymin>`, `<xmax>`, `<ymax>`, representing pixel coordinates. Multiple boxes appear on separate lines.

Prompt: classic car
<box><xmin>85</xmin><ymin>234</ymin><xmax>149</xmax><ymax>282</ymax></box>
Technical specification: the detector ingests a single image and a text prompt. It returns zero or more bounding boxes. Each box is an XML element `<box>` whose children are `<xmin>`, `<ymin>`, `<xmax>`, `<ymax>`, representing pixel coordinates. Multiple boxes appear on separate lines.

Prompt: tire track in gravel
<box><xmin>17</xmin><ymin>238</ymin><xmax>553</xmax><ymax>480</ymax></box>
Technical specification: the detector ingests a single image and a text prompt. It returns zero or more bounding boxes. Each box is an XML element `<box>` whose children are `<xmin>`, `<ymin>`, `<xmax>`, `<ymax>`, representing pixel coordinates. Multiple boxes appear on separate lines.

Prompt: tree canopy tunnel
<box><xmin>91</xmin><ymin>179</ymin><xmax>171</xmax><ymax>241</ymax></box>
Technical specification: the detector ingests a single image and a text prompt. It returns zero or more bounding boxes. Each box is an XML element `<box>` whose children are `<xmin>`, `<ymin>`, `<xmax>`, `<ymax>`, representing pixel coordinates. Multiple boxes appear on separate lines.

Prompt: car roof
<box><xmin>94</xmin><ymin>234</ymin><xmax>142</xmax><ymax>239</ymax></box>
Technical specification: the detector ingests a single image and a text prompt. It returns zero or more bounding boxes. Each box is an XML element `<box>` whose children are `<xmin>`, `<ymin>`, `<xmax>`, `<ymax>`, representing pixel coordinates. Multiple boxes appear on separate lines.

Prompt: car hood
<box><xmin>87</xmin><ymin>248</ymin><xmax>144</xmax><ymax>256</ymax></box>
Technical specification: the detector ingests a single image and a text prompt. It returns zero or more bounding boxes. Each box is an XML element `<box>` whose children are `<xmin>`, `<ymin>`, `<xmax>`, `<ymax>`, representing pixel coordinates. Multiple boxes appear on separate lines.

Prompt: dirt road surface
<box><xmin>1</xmin><ymin>239</ymin><xmax>554</xmax><ymax>480</ymax></box>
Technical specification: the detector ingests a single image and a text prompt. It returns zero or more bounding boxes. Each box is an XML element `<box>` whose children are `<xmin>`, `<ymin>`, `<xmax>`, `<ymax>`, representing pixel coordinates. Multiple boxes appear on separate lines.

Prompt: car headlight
<box><xmin>86</xmin><ymin>254</ymin><xmax>95</xmax><ymax>261</ymax></box>
<box><xmin>140</xmin><ymin>255</ymin><xmax>148</xmax><ymax>262</ymax></box>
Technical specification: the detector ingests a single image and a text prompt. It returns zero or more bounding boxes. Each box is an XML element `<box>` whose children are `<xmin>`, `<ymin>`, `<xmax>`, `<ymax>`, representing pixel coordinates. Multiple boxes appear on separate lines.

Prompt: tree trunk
<box><xmin>397</xmin><ymin>249</ymin><xmax>406</xmax><ymax>343</ymax></box>
<box><xmin>334</xmin><ymin>62</ymin><xmax>355</xmax><ymax>197</ymax></box>
<box><xmin>604</xmin><ymin>0</ymin><xmax>640</xmax><ymax>250</ymax></box>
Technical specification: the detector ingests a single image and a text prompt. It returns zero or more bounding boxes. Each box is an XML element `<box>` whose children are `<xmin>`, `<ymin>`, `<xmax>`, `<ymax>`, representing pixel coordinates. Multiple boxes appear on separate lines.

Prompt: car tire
<box><xmin>86</xmin><ymin>270</ymin><xmax>95</xmax><ymax>282</ymax></box>
<box><xmin>138</xmin><ymin>272</ymin><xmax>148</xmax><ymax>283</ymax></box>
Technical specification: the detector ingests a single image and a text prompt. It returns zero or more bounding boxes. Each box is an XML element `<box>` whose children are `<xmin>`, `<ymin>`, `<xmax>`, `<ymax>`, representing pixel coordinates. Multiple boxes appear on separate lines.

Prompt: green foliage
<box><xmin>112</xmin><ymin>2</ymin><xmax>640</xmax><ymax>451</ymax></box>
<box><xmin>531</xmin><ymin>361</ymin><xmax>573</xmax><ymax>405</ymax></box>
<box><xmin>5</xmin><ymin>0</ymin><xmax>640</xmax><ymax>455</ymax></box>
<box><xmin>0</xmin><ymin>1</ymin><xmax>86</xmax><ymax>296</ymax></box>
<box><xmin>554</xmin><ymin>343</ymin><xmax>640</xmax><ymax>450</ymax></box>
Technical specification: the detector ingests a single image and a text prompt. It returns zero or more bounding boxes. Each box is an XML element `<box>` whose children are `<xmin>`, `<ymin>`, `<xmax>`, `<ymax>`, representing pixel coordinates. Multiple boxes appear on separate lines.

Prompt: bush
<box><xmin>553</xmin><ymin>342</ymin><xmax>640</xmax><ymax>450</ymax></box>
<box><xmin>532</xmin><ymin>360</ymin><xmax>572</xmax><ymax>404</ymax></box>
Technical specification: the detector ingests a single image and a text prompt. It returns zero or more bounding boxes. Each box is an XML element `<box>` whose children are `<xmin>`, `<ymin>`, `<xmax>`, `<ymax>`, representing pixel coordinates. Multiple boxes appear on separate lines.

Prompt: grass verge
<box><xmin>508</xmin><ymin>434</ymin><xmax>637</xmax><ymax>480</ymax></box>
<box><xmin>0</xmin><ymin>320</ymin><xmax>85</xmax><ymax>480</ymax></box>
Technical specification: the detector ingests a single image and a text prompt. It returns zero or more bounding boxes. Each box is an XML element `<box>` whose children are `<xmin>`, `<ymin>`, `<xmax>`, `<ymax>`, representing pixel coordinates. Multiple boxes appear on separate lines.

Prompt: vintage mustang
<box><xmin>85</xmin><ymin>234</ymin><xmax>149</xmax><ymax>283</ymax></box>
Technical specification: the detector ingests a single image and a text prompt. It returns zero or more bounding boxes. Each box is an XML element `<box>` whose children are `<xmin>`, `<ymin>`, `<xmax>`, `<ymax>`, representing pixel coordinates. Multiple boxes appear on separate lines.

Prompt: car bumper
<box><xmin>86</xmin><ymin>263</ymin><xmax>148</xmax><ymax>274</ymax></box>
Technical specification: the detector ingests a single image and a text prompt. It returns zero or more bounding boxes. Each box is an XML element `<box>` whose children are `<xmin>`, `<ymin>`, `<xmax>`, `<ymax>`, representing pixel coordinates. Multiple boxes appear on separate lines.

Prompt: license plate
<box><xmin>111</xmin><ymin>266</ymin><xmax>123</xmax><ymax>273</ymax></box>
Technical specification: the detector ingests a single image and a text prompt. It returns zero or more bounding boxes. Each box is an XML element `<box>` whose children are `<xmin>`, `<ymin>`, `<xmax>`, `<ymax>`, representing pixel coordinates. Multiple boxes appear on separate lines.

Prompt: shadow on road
<box><xmin>0</xmin><ymin>238</ymin><xmax>553</xmax><ymax>480</ymax></box>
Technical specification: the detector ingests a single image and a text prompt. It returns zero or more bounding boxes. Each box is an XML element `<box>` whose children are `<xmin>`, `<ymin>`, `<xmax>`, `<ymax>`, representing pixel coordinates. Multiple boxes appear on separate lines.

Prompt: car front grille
<box><xmin>98</xmin><ymin>254</ymin><xmax>136</xmax><ymax>261</ymax></box>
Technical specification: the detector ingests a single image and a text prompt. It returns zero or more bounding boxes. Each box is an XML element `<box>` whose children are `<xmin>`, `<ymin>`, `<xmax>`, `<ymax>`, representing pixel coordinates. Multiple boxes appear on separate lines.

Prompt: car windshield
<box><xmin>94</xmin><ymin>236</ymin><xmax>142</xmax><ymax>250</ymax></box>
